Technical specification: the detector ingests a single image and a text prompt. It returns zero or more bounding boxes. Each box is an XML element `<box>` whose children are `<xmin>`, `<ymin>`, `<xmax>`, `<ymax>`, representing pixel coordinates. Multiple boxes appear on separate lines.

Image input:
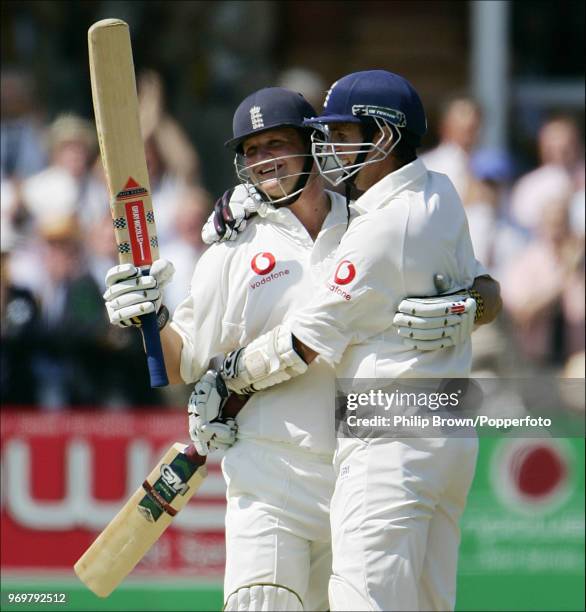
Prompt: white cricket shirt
<box><xmin>170</xmin><ymin>190</ymin><xmax>349</xmax><ymax>455</ymax></box>
<box><xmin>290</xmin><ymin>159</ymin><xmax>483</xmax><ymax>381</ymax></box>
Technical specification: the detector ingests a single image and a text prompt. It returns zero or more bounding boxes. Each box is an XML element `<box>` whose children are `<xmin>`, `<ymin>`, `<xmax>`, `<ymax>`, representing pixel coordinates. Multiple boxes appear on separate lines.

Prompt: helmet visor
<box><xmin>234</xmin><ymin>151</ymin><xmax>316</xmax><ymax>204</ymax></box>
<box><xmin>310</xmin><ymin>118</ymin><xmax>401</xmax><ymax>186</ymax></box>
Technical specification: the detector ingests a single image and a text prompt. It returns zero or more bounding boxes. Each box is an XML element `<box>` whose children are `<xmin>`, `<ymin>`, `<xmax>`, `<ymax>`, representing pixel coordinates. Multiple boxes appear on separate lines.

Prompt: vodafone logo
<box><xmin>251</xmin><ymin>252</ymin><xmax>276</xmax><ymax>275</ymax></box>
<box><xmin>334</xmin><ymin>260</ymin><xmax>356</xmax><ymax>285</ymax></box>
<box><xmin>491</xmin><ymin>439</ymin><xmax>573</xmax><ymax>515</ymax></box>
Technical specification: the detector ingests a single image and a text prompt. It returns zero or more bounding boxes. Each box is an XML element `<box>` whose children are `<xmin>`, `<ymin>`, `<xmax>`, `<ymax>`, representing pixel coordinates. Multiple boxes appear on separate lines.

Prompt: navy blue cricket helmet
<box><xmin>225</xmin><ymin>87</ymin><xmax>317</xmax><ymax>153</ymax></box>
<box><xmin>226</xmin><ymin>87</ymin><xmax>319</xmax><ymax>205</ymax></box>
<box><xmin>303</xmin><ymin>70</ymin><xmax>427</xmax><ymax>186</ymax></box>
<box><xmin>308</xmin><ymin>69</ymin><xmax>426</xmax><ymax>144</ymax></box>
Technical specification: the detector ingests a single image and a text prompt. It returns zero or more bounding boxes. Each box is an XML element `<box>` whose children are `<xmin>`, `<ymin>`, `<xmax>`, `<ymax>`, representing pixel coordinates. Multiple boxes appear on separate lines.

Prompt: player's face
<box><xmin>242</xmin><ymin>128</ymin><xmax>306</xmax><ymax>198</ymax></box>
<box><xmin>327</xmin><ymin>123</ymin><xmax>364</xmax><ymax>166</ymax></box>
<box><xmin>327</xmin><ymin>122</ymin><xmax>392</xmax><ymax>190</ymax></box>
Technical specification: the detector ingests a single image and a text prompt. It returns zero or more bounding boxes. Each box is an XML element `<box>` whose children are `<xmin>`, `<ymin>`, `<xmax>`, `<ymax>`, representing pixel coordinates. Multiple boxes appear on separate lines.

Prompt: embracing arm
<box><xmin>221</xmin><ymin>275</ymin><xmax>503</xmax><ymax>393</ymax></box>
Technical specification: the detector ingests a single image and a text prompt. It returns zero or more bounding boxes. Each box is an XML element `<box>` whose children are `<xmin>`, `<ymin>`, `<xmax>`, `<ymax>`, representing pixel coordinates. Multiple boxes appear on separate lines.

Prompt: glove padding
<box><xmin>221</xmin><ymin>325</ymin><xmax>308</xmax><ymax>395</ymax></box>
<box><xmin>188</xmin><ymin>370</ymin><xmax>237</xmax><ymax>455</ymax></box>
<box><xmin>393</xmin><ymin>293</ymin><xmax>476</xmax><ymax>350</ymax></box>
<box><xmin>103</xmin><ymin>259</ymin><xmax>175</xmax><ymax>327</ymax></box>
<box><xmin>201</xmin><ymin>184</ymin><xmax>264</xmax><ymax>244</ymax></box>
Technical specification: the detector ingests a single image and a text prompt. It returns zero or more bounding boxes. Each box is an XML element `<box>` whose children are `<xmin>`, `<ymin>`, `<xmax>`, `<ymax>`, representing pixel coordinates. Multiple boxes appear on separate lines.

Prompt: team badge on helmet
<box><xmin>250</xmin><ymin>106</ymin><xmax>264</xmax><ymax>130</ymax></box>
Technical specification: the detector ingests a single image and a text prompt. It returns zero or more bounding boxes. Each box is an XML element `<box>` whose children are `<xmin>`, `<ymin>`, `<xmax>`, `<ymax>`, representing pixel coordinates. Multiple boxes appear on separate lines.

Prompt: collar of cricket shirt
<box><xmin>322</xmin><ymin>189</ymin><xmax>351</xmax><ymax>231</ymax></box>
<box><xmin>351</xmin><ymin>157</ymin><xmax>427</xmax><ymax>214</ymax></box>
<box><xmin>256</xmin><ymin>189</ymin><xmax>348</xmax><ymax>233</ymax></box>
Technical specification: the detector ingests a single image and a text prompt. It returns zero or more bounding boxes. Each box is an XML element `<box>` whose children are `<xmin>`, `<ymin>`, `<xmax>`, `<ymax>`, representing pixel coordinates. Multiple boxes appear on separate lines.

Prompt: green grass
<box><xmin>3</xmin><ymin>574</ymin><xmax>585</xmax><ymax>612</ymax></box>
<box><xmin>0</xmin><ymin>580</ymin><xmax>223</xmax><ymax>612</ymax></box>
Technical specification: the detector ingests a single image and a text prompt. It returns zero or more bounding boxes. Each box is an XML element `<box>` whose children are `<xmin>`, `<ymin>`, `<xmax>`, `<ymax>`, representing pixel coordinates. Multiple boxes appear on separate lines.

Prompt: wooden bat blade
<box><xmin>74</xmin><ymin>443</ymin><xmax>207</xmax><ymax>598</ymax></box>
<box><xmin>88</xmin><ymin>19</ymin><xmax>151</xmax><ymax>226</ymax></box>
<box><xmin>88</xmin><ymin>19</ymin><xmax>167</xmax><ymax>387</ymax></box>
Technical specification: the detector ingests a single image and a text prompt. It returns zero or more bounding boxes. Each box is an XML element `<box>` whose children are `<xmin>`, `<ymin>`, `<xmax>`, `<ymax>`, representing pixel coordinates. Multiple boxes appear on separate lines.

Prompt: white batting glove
<box><xmin>221</xmin><ymin>325</ymin><xmax>308</xmax><ymax>395</ymax></box>
<box><xmin>188</xmin><ymin>370</ymin><xmax>237</xmax><ymax>455</ymax></box>
<box><xmin>201</xmin><ymin>184</ymin><xmax>265</xmax><ymax>244</ymax></box>
<box><xmin>103</xmin><ymin>259</ymin><xmax>175</xmax><ymax>327</ymax></box>
<box><xmin>393</xmin><ymin>293</ymin><xmax>477</xmax><ymax>350</ymax></box>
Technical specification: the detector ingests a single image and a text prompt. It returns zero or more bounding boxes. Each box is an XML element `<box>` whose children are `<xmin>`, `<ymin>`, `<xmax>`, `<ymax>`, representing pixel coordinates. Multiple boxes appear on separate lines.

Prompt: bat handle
<box><xmin>184</xmin><ymin>444</ymin><xmax>208</xmax><ymax>466</ymax></box>
<box><xmin>140</xmin><ymin>269</ymin><xmax>169</xmax><ymax>387</ymax></box>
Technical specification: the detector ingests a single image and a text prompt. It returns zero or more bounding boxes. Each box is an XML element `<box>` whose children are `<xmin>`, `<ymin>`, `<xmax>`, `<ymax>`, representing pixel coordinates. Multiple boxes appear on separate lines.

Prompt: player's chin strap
<box><xmin>344</xmin><ymin>182</ymin><xmax>353</xmax><ymax>228</ymax></box>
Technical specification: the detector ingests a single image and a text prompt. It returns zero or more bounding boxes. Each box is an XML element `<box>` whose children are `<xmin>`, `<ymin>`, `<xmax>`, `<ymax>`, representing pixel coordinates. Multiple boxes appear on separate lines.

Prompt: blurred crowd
<box><xmin>1</xmin><ymin>68</ymin><xmax>211</xmax><ymax>409</ymax></box>
<box><xmin>422</xmin><ymin>97</ymin><xmax>585</xmax><ymax>380</ymax></box>
<box><xmin>1</xmin><ymin>67</ymin><xmax>584</xmax><ymax>411</ymax></box>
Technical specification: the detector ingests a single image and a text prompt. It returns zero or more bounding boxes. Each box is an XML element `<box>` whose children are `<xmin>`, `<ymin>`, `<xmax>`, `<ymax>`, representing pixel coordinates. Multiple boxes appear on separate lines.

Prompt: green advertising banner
<box><xmin>457</xmin><ymin>437</ymin><xmax>585</xmax><ymax>611</ymax></box>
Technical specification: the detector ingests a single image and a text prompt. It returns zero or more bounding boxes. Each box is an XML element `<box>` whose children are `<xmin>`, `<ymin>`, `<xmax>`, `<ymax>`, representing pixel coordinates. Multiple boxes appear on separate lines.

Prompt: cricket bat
<box><xmin>74</xmin><ymin>391</ymin><xmax>246</xmax><ymax>597</ymax></box>
<box><xmin>88</xmin><ymin>18</ymin><xmax>167</xmax><ymax>387</ymax></box>
<box><xmin>74</xmin><ymin>443</ymin><xmax>207</xmax><ymax>597</ymax></box>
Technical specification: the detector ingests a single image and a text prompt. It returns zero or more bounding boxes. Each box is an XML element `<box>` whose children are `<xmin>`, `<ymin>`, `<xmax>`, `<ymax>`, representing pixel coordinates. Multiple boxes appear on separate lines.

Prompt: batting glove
<box><xmin>201</xmin><ymin>184</ymin><xmax>265</xmax><ymax>244</ymax></box>
<box><xmin>188</xmin><ymin>370</ymin><xmax>237</xmax><ymax>455</ymax></box>
<box><xmin>393</xmin><ymin>293</ymin><xmax>477</xmax><ymax>350</ymax></box>
<box><xmin>103</xmin><ymin>258</ymin><xmax>175</xmax><ymax>327</ymax></box>
<box><xmin>221</xmin><ymin>325</ymin><xmax>308</xmax><ymax>395</ymax></box>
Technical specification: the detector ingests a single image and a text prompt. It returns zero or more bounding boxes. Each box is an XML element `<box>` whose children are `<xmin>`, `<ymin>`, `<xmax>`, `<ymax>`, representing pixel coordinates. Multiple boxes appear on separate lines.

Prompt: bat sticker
<box><xmin>115</xmin><ymin>177</ymin><xmax>149</xmax><ymax>200</ymax></box>
<box><xmin>137</xmin><ymin>451</ymin><xmax>200</xmax><ymax>522</ymax></box>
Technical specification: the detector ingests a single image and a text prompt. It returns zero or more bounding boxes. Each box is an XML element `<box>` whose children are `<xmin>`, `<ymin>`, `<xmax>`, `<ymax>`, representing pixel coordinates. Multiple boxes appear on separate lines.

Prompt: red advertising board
<box><xmin>0</xmin><ymin>410</ymin><xmax>227</xmax><ymax>577</ymax></box>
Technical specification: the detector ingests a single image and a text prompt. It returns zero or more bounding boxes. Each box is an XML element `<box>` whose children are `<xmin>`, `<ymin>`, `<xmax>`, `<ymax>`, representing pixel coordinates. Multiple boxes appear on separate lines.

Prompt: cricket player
<box><xmin>204</xmin><ymin>70</ymin><xmax>501</xmax><ymax>611</ymax></box>
<box><xmin>104</xmin><ymin>87</ymin><xmax>349</xmax><ymax>611</ymax></box>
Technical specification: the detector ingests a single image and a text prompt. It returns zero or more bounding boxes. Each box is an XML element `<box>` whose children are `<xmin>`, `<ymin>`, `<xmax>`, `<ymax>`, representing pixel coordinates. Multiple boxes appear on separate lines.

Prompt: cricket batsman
<box><xmin>103</xmin><ymin>77</ymin><xmax>500</xmax><ymax>610</ymax></box>
<box><xmin>200</xmin><ymin>70</ymin><xmax>502</xmax><ymax>611</ymax></box>
<box><xmin>104</xmin><ymin>87</ymin><xmax>350</xmax><ymax>611</ymax></box>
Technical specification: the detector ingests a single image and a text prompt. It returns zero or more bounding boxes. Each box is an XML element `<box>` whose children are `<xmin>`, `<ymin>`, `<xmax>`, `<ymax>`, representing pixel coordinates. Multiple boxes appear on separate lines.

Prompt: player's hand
<box><xmin>393</xmin><ymin>293</ymin><xmax>477</xmax><ymax>350</ymax></box>
<box><xmin>188</xmin><ymin>370</ymin><xmax>237</xmax><ymax>455</ymax></box>
<box><xmin>201</xmin><ymin>184</ymin><xmax>264</xmax><ymax>244</ymax></box>
<box><xmin>220</xmin><ymin>325</ymin><xmax>308</xmax><ymax>395</ymax></box>
<box><xmin>103</xmin><ymin>259</ymin><xmax>175</xmax><ymax>327</ymax></box>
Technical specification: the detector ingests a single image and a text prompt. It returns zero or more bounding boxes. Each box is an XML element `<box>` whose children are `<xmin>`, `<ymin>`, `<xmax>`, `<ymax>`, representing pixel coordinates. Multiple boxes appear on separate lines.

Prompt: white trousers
<box><xmin>222</xmin><ymin>439</ymin><xmax>335</xmax><ymax>611</ymax></box>
<box><xmin>330</xmin><ymin>435</ymin><xmax>478</xmax><ymax>611</ymax></box>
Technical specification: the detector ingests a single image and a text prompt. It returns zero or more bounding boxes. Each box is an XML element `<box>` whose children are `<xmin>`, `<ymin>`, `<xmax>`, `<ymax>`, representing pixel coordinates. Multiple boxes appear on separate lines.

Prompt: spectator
<box><xmin>421</xmin><ymin>95</ymin><xmax>482</xmax><ymax>200</ymax></box>
<box><xmin>464</xmin><ymin>148</ymin><xmax>527</xmax><ymax>279</ymax></box>
<box><xmin>461</xmin><ymin>149</ymin><xmax>526</xmax><ymax>375</ymax></box>
<box><xmin>510</xmin><ymin>115</ymin><xmax>585</xmax><ymax>234</ymax></box>
<box><xmin>138</xmin><ymin>69</ymin><xmax>200</xmax><ymax>185</ymax></box>
<box><xmin>29</xmin><ymin>215</ymin><xmax>163</xmax><ymax>409</ymax></box>
<box><xmin>21</xmin><ymin>113</ymin><xmax>104</xmax><ymax>231</ymax></box>
<box><xmin>30</xmin><ymin>215</ymin><xmax>105</xmax><ymax>408</ymax></box>
<box><xmin>163</xmin><ymin>185</ymin><xmax>212</xmax><ymax>314</ymax></box>
<box><xmin>0</xmin><ymin>223</ymin><xmax>41</xmax><ymax>406</ymax></box>
<box><xmin>277</xmin><ymin>66</ymin><xmax>327</xmax><ymax>111</ymax></box>
<box><xmin>137</xmin><ymin>70</ymin><xmax>202</xmax><ymax>249</ymax></box>
<box><xmin>501</xmin><ymin>194</ymin><xmax>585</xmax><ymax>368</ymax></box>
<box><xmin>1</xmin><ymin>69</ymin><xmax>49</xmax><ymax>252</ymax></box>
<box><xmin>86</xmin><ymin>210</ymin><xmax>119</xmax><ymax>293</ymax></box>
<box><xmin>1</xmin><ymin>68</ymin><xmax>48</xmax><ymax>181</ymax></box>
<box><xmin>569</xmin><ymin>188</ymin><xmax>585</xmax><ymax>239</ymax></box>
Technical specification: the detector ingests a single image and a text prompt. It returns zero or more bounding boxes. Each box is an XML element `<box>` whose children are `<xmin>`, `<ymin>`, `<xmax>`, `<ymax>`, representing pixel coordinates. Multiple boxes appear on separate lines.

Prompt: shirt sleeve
<box><xmin>290</xmin><ymin>209</ymin><xmax>406</xmax><ymax>364</ymax></box>
<box><xmin>169</xmin><ymin>245</ymin><xmax>238</xmax><ymax>383</ymax></box>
